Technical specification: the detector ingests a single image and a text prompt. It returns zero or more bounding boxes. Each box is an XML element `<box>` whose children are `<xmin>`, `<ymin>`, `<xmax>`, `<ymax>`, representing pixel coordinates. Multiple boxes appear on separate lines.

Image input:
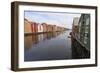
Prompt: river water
<box><xmin>24</xmin><ymin>30</ymin><xmax>72</xmax><ymax>61</ymax></box>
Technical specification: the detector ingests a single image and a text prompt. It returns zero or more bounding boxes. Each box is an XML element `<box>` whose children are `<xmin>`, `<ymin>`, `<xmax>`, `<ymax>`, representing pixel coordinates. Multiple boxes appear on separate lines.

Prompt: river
<box><xmin>24</xmin><ymin>30</ymin><xmax>72</xmax><ymax>61</ymax></box>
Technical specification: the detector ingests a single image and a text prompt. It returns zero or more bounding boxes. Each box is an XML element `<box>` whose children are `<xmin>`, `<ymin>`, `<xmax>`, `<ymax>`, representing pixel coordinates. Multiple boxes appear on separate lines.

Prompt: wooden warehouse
<box><xmin>42</xmin><ymin>23</ymin><xmax>48</xmax><ymax>33</ymax></box>
<box><xmin>38</xmin><ymin>23</ymin><xmax>43</xmax><ymax>33</ymax></box>
<box><xmin>24</xmin><ymin>18</ymin><xmax>32</xmax><ymax>34</ymax></box>
<box><xmin>31</xmin><ymin>22</ymin><xmax>38</xmax><ymax>33</ymax></box>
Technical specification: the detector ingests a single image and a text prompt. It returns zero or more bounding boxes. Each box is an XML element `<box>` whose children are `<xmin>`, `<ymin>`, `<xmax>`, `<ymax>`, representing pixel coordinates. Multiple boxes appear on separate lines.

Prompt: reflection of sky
<box><xmin>24</xmin><ymin>11</ymin><xmax>81</xmax><ymax>29</ymax></box>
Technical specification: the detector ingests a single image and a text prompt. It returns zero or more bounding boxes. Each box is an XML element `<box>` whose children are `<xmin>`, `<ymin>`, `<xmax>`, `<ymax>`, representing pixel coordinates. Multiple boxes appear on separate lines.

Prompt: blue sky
<box><xmin>24</xmin><ymin>11</ymin><xmax>81</xmax><ymax>29</ymax></box>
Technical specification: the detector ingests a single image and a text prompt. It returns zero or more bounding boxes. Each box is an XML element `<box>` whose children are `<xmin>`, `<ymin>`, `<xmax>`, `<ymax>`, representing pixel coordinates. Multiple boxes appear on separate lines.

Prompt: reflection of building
<box><xmin>42</xmin><ymin>33</ymin><xmax>47</xmax><ymax>40</ymax></box>
<box><xmin>32</xmin><ymin>35</ymin><xmax>39</xmax><ymax>44</ymax></box>
<box><xmin>38</xmin><ymin>34</ymin><xmax>44</xmax><ymax>42</ymax></box>
<box><xmin>24</xmin><ymin>18</ymin><xmax>32</xmax><ymax>33</ymax></box>
<box><xmin>24</xmin><ymin>35</ymin><xmax>32</xmax><ymax>49</ymax></box>
<box><xmin>24</xmin><ymin>27</ymin><xmax>65</xmax><ymax>49</ymax></box>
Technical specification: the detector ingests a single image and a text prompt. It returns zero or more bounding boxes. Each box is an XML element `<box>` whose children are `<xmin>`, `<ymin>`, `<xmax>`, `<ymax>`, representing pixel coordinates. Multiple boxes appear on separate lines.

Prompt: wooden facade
<box><xmin>24</xmin><ymin>18</ymin><xmax>32</xmax><ymax>33</ymax></box>
<box><xmin>24</xmin><ymin>19</ymin><xmax>67</xmax><ymax>34</ymax></box>
<box><xmin>42</xmin><ymin>23</ymin><xmax>48</xmax><ymax>32</ymax></box>
<box><xmin>31</xmin><ymin>22</ymin><xmax>38</xmax><ymax>33</ymax></box>
<box><xmin>38</xmin><ymin>23</ymin><xmax>43</xmax><ymax>33</ymax></box>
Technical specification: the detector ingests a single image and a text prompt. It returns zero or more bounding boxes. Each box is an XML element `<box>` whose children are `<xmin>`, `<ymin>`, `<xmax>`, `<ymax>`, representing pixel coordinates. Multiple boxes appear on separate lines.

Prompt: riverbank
<box><xmin>24</xmin><ymin>30</ymin><xmax>67</xmax><ymax>36</ymax></box>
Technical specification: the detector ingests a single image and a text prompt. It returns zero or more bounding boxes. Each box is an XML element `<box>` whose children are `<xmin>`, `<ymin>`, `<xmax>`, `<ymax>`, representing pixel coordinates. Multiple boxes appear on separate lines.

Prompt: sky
<box><xmin>24</xmin><ymin>11</ymin><xmax>81</xmax><ymax>29</ymax></box>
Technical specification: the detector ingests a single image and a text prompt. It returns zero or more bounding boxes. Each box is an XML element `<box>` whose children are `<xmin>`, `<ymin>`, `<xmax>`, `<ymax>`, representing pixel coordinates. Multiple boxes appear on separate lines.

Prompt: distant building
<box><xmin>38</xmin><ymin>23</ymin><xmax>43</xmax><ymax>33</ymax></box>
<box><xmin>47</xmin><ymin>24</ymin><xmax>53</xmax><ymax>32</ymax></box>
<box><xmin>72</xmin><ymin>17</ymin><xmax>80</xmax><ymax>36</ymax></box>
<box><xmin>52</xmin><ymin>25</ymin><xmax>57</xmax><ymax>32</ymax></box>
<box><xmin>42</xmin><ymin>23</ymin><xmax>48</xmax><ymax>32</ymax></box>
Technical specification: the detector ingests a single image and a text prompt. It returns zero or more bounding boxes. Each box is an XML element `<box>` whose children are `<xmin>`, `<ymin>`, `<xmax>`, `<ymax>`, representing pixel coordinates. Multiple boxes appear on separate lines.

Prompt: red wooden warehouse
<box><xmin>31</xmin><ymin>22</ymin><xmax>38</xmax><ymax>33</ymax></box>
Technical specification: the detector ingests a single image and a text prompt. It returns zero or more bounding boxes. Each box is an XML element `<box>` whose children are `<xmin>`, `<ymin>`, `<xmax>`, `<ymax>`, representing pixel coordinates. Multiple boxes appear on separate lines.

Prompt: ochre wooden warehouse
<box><xmin>24</xmin><ymin>18</ymin><xmax>32</xmax><ymax>33</ymax></box>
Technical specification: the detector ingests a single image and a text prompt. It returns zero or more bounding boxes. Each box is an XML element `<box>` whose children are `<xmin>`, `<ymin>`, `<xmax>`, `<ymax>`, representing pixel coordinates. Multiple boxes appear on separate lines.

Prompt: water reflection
<box><xmin>24</xmin><ymin>35</ymin><xmax>32</xmax><ymax>49</ymax></box>
<box><xmin>24</xmin><ymin>32</ymin><xmax>64</xmax><ymax>48</ymax></box>
<box><xmin>32</xmin><ymin>35</ymin><xmax>38</xmax><ymax>44</ymax></box>
<box><xmin>24</xmin><ymin>30</ymin><xmax>72</xmax><ymax>61</ymax></box>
